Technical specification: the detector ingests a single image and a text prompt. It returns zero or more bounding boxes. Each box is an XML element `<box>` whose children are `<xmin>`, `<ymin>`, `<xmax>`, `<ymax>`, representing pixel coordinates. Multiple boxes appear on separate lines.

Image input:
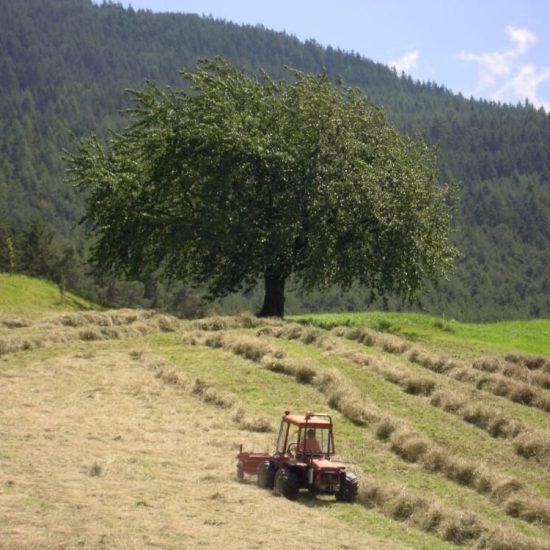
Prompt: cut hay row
<box><xmin>315</xmin><ymin>335</ymin><xmax>550</xmax><ymax>468</ymax></box>
<box><xmin>49</xmin><ymin>308</ymin><xmax>182</xmax><ymax>331</ymax></box>
<box><xmin>0</xmin><ymin>310</ymin><xmax>182</xmax><ymax>356</ymax></box>
<box><xmin>330</xmin><ymin>325</ymin><xmax>550</xmax><ymax>414</ymax></box>
<box><xmin>183</xmin><ymin>329</ymin><xmax>550</xmax><ymax>533</ymax></box>
<box><xmin>472</xmin><ymin>356</ymin><xmax>550</xmax><ymax>390</ymax></box>
<box><xmin>189</xmin><ymin>313</ymin><xmax>281</xmax><ymax>332</ymax></box>
<box><xmin>336</xmin><ymin>345</ymin><xmax>550</xmax><ymax>468</ymax></box>
<box><xmin>506</xmin><ymin>354</ymin><xmax>550</xmax><ymax>373</ymax></box>
<box><xmin>151</xmin><ymin>363</ymin><xmax>274</xmax><ymax>433</ymax></box>
<box><xmin>182</xmin><ymin>329</ymin><xmax>379</xmax><ymax>426</ymax></box>
<box><xmin>409</xmin><ymin>347</ymin><xmax>550</xmax><ymax>414</ymax></box>
<box><xmin>430</xmin><ymin>390</ymin><xmax>550</xmax><ymax>467</ymax></box>
<box><xmin>263</xmin><ymin>323</ymin><xmax>550</xmax><ymax>467</ymax></box>
<box><xmin>0</xmin><ymin>315</ymin><xmax>29</xmax><ymax>328</ymax></box>
<box><xmin>357</xmin><ymin>476</ymin><xmax>550</xmax><ymax>550</ymax></box>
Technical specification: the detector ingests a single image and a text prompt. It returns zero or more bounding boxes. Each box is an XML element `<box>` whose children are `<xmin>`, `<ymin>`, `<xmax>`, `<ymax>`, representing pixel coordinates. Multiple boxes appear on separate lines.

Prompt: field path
<box><xmin>0</xmin><ymin>344</ymin><xmax>398</xmax><ymax>549</ymax></box>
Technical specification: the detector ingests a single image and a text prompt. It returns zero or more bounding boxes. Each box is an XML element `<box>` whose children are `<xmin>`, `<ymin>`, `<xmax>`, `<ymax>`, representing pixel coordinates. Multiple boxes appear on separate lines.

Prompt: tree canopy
<box><xmin>68</xmin><ymin>57</ymin><xmax>456</xmax><ymax>317</ymax></box>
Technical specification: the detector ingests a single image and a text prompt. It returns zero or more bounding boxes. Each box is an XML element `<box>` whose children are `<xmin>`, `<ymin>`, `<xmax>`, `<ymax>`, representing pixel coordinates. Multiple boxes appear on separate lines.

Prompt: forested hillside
<box><xmin>1</xmin><ymin>0</ymin><xmax>549</xmax><ymax>320</ymax></box>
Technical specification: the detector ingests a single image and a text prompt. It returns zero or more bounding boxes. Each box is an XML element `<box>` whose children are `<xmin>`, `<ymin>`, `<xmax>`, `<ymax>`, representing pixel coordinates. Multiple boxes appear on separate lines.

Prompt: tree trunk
<box><xmin>258</xmin><ymin>276</ymin><xmax>286</xmax><ymax>318</ymax></box>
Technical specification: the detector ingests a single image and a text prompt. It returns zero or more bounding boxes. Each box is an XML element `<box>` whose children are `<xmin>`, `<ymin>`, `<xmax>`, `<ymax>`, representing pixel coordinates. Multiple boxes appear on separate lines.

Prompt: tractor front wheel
<box><xmin>257</xmin><ymin>460</ymin><xmax>275</xmax><ymax>489</ymax></box>
<box><xmin>274</xmin><ymin>468</ymin><xmax>300</xmax><ymax>501</ymax></box>
<box><xmin>336</xmin><ymin>472</ymin><xmax>358</xmax><ymax>503</ymax></box>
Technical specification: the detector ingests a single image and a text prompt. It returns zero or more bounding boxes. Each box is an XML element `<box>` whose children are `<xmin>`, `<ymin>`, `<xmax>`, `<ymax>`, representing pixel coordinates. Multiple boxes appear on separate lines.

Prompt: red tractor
<box><xmin>236</xmin><ymin>411</ymin><xmax>358</xmax><ymax>502</ymax></box>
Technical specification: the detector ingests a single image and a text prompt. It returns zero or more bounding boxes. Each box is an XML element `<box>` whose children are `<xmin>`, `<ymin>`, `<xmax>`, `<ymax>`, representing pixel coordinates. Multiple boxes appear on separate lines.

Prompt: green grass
<box><xmin>290</xmin><ymin>311</ymin><xmax>550</xmax><ymax>356</ymax></box>
<box><xmin>0</xmin><ymin>273</ymin><xmax>98</xmax><ymax>317</ymax></box>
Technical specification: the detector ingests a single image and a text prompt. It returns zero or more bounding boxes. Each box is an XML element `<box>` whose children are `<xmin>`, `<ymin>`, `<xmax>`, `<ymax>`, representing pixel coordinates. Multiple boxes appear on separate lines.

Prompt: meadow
<box><xmin>1</xmin><ymin>275</ymin><xmax>549</xmax><ymax>549</ymax></box>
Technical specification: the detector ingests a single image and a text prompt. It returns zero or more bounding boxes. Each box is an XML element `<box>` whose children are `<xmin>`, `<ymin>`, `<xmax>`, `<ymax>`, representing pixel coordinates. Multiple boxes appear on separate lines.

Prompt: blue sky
<box><xmin>94</xmin><ymin>1</ymin><xmax>550</xmax><ymax>110</ymax></box>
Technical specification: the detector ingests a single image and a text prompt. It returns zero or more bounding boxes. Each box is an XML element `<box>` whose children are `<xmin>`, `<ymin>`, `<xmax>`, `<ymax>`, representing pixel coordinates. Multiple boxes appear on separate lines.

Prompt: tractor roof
<box><xmin>283</xmin><ymin>413</ymin><xmax>332</xmax><ymax>429</ymax></box>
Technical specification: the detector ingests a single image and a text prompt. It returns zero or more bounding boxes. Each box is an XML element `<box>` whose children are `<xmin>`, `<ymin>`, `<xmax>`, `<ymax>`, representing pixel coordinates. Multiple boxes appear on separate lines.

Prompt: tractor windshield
<box><xmin>276</xmin><ymin>415</ymin><xmax>336</xmax><ymax>456</ymax></box>
<box><xmin>299</xmin><ymin>427</ymin><xmax>333</xmax><ymax>455</ymax></box>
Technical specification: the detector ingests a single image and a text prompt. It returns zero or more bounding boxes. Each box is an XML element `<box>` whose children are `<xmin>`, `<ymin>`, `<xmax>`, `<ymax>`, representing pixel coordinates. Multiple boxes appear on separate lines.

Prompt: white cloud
<box><xmin>389</xmin><ymin>50</ymin><xmax>419</xmax><ymax>75</ymax></box>
<box><xmin>494</xmin><ymin>65</ymin><xmax>550</xmax><ymax>110</ymax></box>
<box><xmin>507</xmin><ymin>26</ymin><xmax>536</xmax><ymax>54</ymax></box>
<box><xmin>459</xmin><ymin>26</ymin><xmax>549</xmax><ymax>110</ymax></box>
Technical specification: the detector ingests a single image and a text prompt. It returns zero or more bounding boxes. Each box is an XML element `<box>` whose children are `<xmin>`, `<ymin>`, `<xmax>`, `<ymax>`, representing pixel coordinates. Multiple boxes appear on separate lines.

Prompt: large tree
<box><xmin>68</xmin><ymin>57</ymin><xmax>456</xmax><ymax>317</ymax></box>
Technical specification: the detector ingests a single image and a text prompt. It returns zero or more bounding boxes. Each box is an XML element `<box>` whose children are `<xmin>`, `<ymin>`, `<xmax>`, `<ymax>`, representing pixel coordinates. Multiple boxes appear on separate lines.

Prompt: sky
<box><xmin>94</xmin><ymin>1</ymin><xmax>550</xmax><ymax>111</ymax></box>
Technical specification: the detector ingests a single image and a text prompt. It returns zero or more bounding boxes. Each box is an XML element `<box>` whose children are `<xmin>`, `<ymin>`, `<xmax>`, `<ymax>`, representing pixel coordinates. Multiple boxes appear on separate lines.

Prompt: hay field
<box><xmin>1</xmin><ymin>304</ymin><xmax>550</xmax><ymax>549</ymax></box>
<box><xmin>0</xmin><ymin>311</ymin><xmax>397</xmax><ymax>549</ymax></box>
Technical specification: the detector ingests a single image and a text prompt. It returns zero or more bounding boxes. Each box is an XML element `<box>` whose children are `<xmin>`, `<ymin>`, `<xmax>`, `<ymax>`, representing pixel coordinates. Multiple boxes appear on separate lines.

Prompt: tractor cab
<box><xmin>275</xmin><ymin>412</ymin><xmax>334</xmax><ymax>461</ymax></box>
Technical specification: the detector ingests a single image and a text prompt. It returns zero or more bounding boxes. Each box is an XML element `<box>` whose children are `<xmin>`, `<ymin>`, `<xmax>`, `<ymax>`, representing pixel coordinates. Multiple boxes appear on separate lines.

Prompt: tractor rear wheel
<box><xmin>257</xmin><ymin>460</ymin><xmax>275</xmax><ymax>489</ymax></box>
<box><xmin>274</xmin><ymin>467</ymin><xmax>299</xmax><ymax>501</ymax></box>
<box><xmin>335</xmin><ymin>472</ymin><xmax>358</xmax><ymax>503</ymax></box>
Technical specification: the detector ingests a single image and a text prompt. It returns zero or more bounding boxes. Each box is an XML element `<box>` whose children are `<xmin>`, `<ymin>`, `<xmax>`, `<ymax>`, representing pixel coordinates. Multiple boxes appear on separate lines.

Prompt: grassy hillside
<box><xmin>1</xmin><ymin>282</ymin><xmax>549</xmax><ymax>548</ymax></box>
<box><xmin>0</xmin><ymin>273</ymin><xmax>97</xmax><ymax>317</ymax></box>
<box><xmin>291</xmin><ymin>311</ymin><xmax>550</xmax><ymax>357</ymax></box>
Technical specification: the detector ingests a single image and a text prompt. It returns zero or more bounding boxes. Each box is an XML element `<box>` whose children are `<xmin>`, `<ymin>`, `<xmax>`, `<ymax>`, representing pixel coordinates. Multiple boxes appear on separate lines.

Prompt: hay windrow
<box><xmin>190</xmin><ymin>313</ymin><xmax>281</xmax><ymax>332</ymax></box>
<box><xmin>473</xmin><ymin>356</ymin><xmax>550</xmax><ymax>390</ymax></box>
<box><xmin>407</xmin><ymin>349</ymin><xmax>550</xmax><ymax>413</ymax></box>
<box><xmin>326</xmin><ymin>322</ymin><xmax>550</xmax><ymax>414</ymax></box>
<box><xmin>506</xmin><ymin>354</ymin><xmax>550</xmax><ymax>373</ymax></box>
<box><xmin>151</xmin><ymin>362</ymin><xmax>274</xmax><ymax>433</ymax></box>
<box><xmin>266</xmin><ymin>323</ymin><xmax>550</xmax><ymax>466</ymax></box>
<box><xmin>264</xmin><ymin>324</ymin><xmax>550</xmax><ymax>474</ymax></box>
<box><xmin>513</xmin><ymin>431</ymin><xmax>550</xmax><ymax>467</ymax></box>
<box><xmin>186</xmin><ymin>327</ymin><xmax>550</xmax><ymax>529</ymax></box>
<box><xmin>188</xmin><ymin>330</ymin><xmax>381</xmax><ymax>427</ymax></box>
<box><xmin>0</xmin><ymin>309</ymin><xmax>184</xmax><ymax>356</ymax></box>
<box><xmin>357</xmin><ymin>476</ymin><xmax>550</xmax><ymax>549</ymax></box>
<box><xmin>429</xmin><ymin>389</ymin><xmax>550</xmax><ymax>465</ymax></box>
<box><xmin>0</xmin><ymin>315</ymin><xmax>29</xmax><ymax>328</ymax></box>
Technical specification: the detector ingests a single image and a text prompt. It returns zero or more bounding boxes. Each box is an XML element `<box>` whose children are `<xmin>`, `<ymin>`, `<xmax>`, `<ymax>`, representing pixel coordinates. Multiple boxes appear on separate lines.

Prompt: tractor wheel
<box><xmin>335</xmin><ymin>472</ymin><xmax>358</xmax><ymax>503</ymax></box>
<box><xmin>274</xmin><ymin>467</ymin><xmax>300</xmax><ymax>501</ymax></box>
<box><xmin>257</xmin><ymin>460</ymin><xmax>275</xmax><ymax>489</ymax></box>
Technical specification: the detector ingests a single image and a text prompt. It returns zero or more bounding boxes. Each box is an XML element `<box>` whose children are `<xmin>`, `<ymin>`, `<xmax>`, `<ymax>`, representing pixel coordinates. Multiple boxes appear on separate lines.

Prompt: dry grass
<box><xmin>262</xmin><ymin>322</ymin><xmax>550</xmax><ymax>473</ymax></box>
<box><xmin>0</xmin><ymin>347</ymin><xmax>388</xmax><ymax>550</ymax></box>
<box><xmin>513</xmin><ymin>430</ymin><xmax>550</xmax><ymax>467</ymax></box>
<box><xmin>188</xmin><ymin>330</ymin><xmax>381</xmax><ymax>427</ymax></box>
<box><xmin>0</xmin><ymin>309</ymin><xmax>183</xmax><ymax>357</ymax></box>
<box><xmin>329</xmin><ymin>324</ymin><xmax>550</xmax><ymax>414</ymax></box>
<box><xmin>430</xmin><ymin>390</ymin><xmax>518</xmax><ymax>438</ymax></box>
<box><xmin>258</xmin><ymin>323</ymin><xmax>330</xmax><ymax>348</ymax></box>
<box><xmin>191</xmin><ymin>313</ymin><xmax>280</xmax><ymax>332</ymax></box>
<box><xmin>264</xmin><ymin>324</ymin><xmax>438</xmax><ymax>399</ymax></box>
<box><xmin>152</xmin><ymin>363</ymin><xmax>274</xmax><ymax>434</ymax></box>
<box><xmin>330</xmin><ymin>326</ymin><xmax>412</xmax><ymax>354</ymax></box>
<box><xmin>299</xmin><ymin>331</ymin><xmax>549</xmax><ymax>468</ymax></box>
<box><xmin>473</xmin><ymin>356</ymin><xmax>550</xmax><ymax>390</ymax></box>
<box><xmin>429</xmin><ymin>390</ymin><xmax>550</xmax><ymax>466</ymax></box>
<box><xmin>405</xmin><ymin>348</ymin><xmax>550</xmax><ymax>414</ymax></box>
<box><xmin>506</xmin><ymin>354</ymin><xmax>550</xmax><ymax>373</ymax></box>
<box><xmin>3</xmin><ymin>313</ymin><xmax>550</xmax><ymax>549</ymax></box>
<box><xmin>357</xmin><ymin>476</ymin><xmax>550</xmax><ymax>549</ymax></box>
<box><xmin>0</xmin><ymin>315</ymin><xmax>29</xmax><ymax>328</ymax></box>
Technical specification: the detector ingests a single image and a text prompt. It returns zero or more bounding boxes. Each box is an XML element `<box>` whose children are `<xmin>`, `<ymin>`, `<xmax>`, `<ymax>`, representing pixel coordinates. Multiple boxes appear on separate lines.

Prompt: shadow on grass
<box><xmin>236</xmin><ymin>477</ymin><xmax>340</xmax><ymax>508</ymax></box>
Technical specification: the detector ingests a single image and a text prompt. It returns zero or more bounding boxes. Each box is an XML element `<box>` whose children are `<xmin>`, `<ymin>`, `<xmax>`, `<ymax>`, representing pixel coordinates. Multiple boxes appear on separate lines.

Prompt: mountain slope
<box><xmin>1</xmin><ymin>0</ymin><xmax>550</xmax><ymax>320</ymax></box>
